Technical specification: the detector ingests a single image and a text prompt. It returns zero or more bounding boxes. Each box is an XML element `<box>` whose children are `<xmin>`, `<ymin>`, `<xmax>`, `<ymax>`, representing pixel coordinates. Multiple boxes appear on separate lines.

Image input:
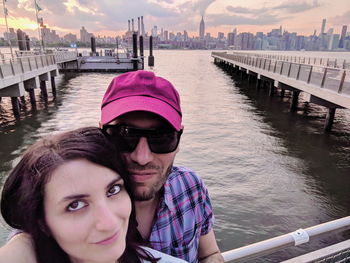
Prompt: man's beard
<box><xmin>131</xmin><ymin>164</ymin><xmax>173</xmax><ymax>202</ymax></box>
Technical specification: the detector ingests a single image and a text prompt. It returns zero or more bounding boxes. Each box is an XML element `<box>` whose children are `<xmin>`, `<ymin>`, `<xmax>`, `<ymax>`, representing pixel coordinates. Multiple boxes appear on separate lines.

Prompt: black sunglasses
<box><xmin>102</xmin><ymin>124</ymin><xmax>183</xmax><ymax>154</ymax></box>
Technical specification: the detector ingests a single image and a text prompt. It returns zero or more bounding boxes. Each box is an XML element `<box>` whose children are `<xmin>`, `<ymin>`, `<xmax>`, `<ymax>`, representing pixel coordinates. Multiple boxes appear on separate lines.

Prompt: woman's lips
<box><xmin>94</xmin><ymin>231</ymin><xmax>119</xmax><ymax>245</ymax></box>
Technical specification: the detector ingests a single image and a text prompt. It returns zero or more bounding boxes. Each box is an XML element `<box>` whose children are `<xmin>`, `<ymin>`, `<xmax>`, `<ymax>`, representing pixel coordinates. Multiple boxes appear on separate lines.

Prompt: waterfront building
<box><xmin>41</xmin><ymin>27</ymin><xmax>60</xmax><ymax>44</ymax></box>
<box><xmin>3</xmin><ymin>28</ymin><xmax>17</xmax><ymax>42</ymax></box>
<box><xmin>152</xmin><ymin>26</ymin><xmax>158</xmax><ymax>37</ymax></box>
<box><xmin>63</xmin><ymin>33</ymin><xmax>78</xmax><ymax>43</ymax></box>
<box><xmin>339</xmin><ymin>25</ymin><xmax>347</xmax><ymax>48</ymax></box>
<box><xmin>164</xmin><ymin>30</ymin><xmax>169</xmax><ymax>41</ymax></box>
<box><xmin>227</xmin><ymin>32</ymin><xmax>235</xmax><ymax>47</ymax></box>
<box><xmin>321</xmin><ymin>18</ymin><xmax>327</xmax><ymax>35</ymax></box>
<box><xmin>80</xmin><ymin>26</ymin><xmax>93</xmax><ymax>43</ymax></box>
<box><xmin>199</xmin><ymin>15</ymin><xmax>205</xmax><ymax>39</ymax></box>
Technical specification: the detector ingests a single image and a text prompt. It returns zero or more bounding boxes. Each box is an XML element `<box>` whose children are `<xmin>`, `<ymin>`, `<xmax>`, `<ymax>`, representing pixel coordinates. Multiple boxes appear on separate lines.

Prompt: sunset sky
<box><xmin>0</xmin><ymin>0</ymin><xmax>349</xmax><ymax>38</ymax></box>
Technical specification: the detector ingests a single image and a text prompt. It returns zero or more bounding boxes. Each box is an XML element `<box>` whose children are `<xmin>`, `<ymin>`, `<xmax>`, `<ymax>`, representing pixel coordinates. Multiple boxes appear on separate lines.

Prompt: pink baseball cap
<box><xmin>101</xmin><ymin>70</ymin><xmax>182</xmax><ymax>131</ymax></box>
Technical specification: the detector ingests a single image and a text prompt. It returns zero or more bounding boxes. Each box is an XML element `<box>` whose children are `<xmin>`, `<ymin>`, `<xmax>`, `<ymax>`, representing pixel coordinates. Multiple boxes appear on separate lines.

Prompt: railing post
<box><xmin>321</xmin><ymin>68</ymin><xmax>328</xmax><ymax>88</ymax></box>
<box><xmin>280</xmin><ymin>62</ymin><xmax>284</xmax><ymax>74</ymax></box>
<box><xmin>274</xmin><ymin>60</ymin><xmax>277</xmax><ymax>73</ymax></box>
<box><xmin>307</xmin><ymin>66</ymin><xmax>313</xmax><ymax>83</ymax></box>
<box><xmin>10</xmin><ymin>60</ymin><xmax>15</xmax><ymax>75</ymax></box>
<box><xmin>287</xmin><ymin>63</ymin><xmax>292</xmax><ymax>77</ymax></box>
<box><xmin>28</xmin><ymin>57</ymin><xmax>32</xmax><ymax>71</ymax></box>
<box><xmin>40</xmin><ymin>55</ymin><xmax>44</xmax><ymax>67</ymax></box>
<box><xmin>263</xmin><ymin>59</ymin><xmax>266</xmax><ymax>69</ymax></box>
<box><xmin>338</xmin><ymin>70</ymin><xmax>346</xmax><ymax>94</ymax></box>
<box><xmin>296</xmin><ymin>64</ymin><xmax>301</xmax><ymax>80</ymax></box>
<box><xmin>0</xmin><ymin>65</ymin><xmax>4</xmax><ymax>78</ymax></box>
<box><xmin>35</xmin><ymin>56</ymin><xmax>39</xmax><ymax>69</ymax></box>
<box><xmin>19</xmin><ymin>57</ymin><xmax>24</xmax><ymax>73</ymax></box>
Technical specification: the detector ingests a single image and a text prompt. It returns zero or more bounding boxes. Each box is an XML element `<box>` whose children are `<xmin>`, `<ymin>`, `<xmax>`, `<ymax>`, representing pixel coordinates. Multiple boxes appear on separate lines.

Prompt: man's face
<box><xmin>110</xmin><ymin>111</ymin><xmax>180</xmax><ymax>201</ymax></box>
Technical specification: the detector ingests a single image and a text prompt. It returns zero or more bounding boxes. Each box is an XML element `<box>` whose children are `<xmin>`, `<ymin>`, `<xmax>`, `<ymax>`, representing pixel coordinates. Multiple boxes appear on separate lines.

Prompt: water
<box><xmin>1</xmin><ymin>50</ymin><xmax>350</xmax><ymax>262</ymax></box>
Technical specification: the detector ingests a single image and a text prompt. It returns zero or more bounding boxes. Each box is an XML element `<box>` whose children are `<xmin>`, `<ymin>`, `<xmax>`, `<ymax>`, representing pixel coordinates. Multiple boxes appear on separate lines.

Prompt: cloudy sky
<box><xmin>0</xmin><ymin>0</ymin><xmax>349</xmax><ymax>38</ymax></box>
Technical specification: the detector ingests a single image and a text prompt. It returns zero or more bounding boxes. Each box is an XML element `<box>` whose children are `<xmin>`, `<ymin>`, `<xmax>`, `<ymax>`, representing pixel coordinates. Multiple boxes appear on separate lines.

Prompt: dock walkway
<box><xmin>212</xmin><ymin>51</ymin><xmax>350</xmax><ymax>131</ymax></box>
<box><xmin>0</xmin><ymin>51</ymin><xmax>77</xmax><ymax>116</ymax></box>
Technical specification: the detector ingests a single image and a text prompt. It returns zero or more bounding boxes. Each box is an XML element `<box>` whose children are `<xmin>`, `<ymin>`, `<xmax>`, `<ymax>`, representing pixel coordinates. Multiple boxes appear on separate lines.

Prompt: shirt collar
<box><xmin>162</xmin><ymin>168</ymin><xmax>176</xmax><ymax>212</ymax></box>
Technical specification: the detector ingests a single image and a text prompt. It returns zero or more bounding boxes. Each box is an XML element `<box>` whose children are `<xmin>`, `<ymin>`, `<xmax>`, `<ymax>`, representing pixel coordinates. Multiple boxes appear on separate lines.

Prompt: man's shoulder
<box><xmin>169</xmin><ymin>165</ymin><xmax>203</xmax><ymax>185</ymax></box>
<box><xmin>165</xmin><ymin>165</ymin><xmax>207</xmax><ymax>201</ymax></box>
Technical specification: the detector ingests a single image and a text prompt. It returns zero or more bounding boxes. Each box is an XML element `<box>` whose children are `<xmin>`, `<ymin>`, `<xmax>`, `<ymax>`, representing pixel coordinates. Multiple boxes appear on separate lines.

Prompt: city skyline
<box><xmin>0</xmin><ymin>0</ymin><xmax>349</xmax><ymax>38</ymax></box>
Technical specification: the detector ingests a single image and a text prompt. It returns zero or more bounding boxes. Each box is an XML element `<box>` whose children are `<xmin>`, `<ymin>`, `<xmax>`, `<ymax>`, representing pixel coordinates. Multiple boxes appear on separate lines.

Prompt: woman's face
<box><xmin>44</xmin><ymin>159</ymin><xmax>131</xmax><ymax>263</ymax></box>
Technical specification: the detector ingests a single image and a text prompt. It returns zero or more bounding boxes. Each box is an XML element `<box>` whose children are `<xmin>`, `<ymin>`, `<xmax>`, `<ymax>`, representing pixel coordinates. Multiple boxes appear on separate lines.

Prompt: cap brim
<box><xmin>101</xmin><ymin>96</ymin><xmax>182</xmax><ymax>131</ymax></box>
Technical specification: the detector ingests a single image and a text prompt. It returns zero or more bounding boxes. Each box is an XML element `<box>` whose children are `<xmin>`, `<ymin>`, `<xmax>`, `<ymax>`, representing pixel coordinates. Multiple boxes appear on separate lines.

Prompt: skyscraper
<box><xmin>199</xmin><ymin>15</ymin><xmax>205</xmax><ymax>39</ymax></box>
<box><xmin>339</xmin><ymin>25</ymin><xmax>347</xmax><ymax>48</ymax></box>
<box><xmin>321</xmin><ymin>19</ymin><xmax>326</xmax><ymax>35</ymax></box>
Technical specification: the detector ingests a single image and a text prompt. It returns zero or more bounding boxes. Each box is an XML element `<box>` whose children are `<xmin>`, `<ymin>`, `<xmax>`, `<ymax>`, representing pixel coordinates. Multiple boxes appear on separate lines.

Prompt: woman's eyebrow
<box><xmin>59</xmin><ymin>176</ymin><xmax>122</xmax><ymax>203</ymax></box>
<box><xmin>61</xmin><ymin>194</ymin><xmax>89</xmax><ymax>203</ymax></box>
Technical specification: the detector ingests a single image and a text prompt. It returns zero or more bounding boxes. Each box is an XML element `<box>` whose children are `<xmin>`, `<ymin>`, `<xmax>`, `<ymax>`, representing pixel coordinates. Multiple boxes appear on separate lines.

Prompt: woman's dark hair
<box><xmin>1</xmin><ymin>127</ymin><xmax>158</xmax><ymax>263</ymax></box>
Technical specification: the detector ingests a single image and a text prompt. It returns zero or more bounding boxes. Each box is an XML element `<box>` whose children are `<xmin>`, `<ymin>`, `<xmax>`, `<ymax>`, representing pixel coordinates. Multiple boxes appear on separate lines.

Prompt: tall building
<box><xmin>227</xmin><ymin>32</ymin><xmax>235</xmax><ymax>46</ymax></box>
<box><xmin>321</xmin><ymin>19</ymin><xmax>326</xmax><ymax>35</ymax></box>
<box><xmin>80</xmin><ymin>26</ymin><xmax>91</xmax><ymax>43</ymax></box>
<box><xmin>339</xmin><ymin>25</ymin><xmax>347</xmax><ymax>48</ymax></box>
<box><xmin>199</xmin><ymin>15</ymin><xmax>205</xmax><ymax>39</ymax></box>
<box><xmin>152</xmin><ymin>26</ymin><xmax>158</xmax><ymax>37</ymax></box>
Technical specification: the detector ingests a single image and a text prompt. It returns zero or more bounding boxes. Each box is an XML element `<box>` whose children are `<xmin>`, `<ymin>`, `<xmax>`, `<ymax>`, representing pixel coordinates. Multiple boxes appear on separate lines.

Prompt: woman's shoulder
<box><xmin>141</xmin><ymin>246</ymin><xmax>188</xmax><ymax>263</ymax></box>
<box><xmin>0</xmin><ymin>233</ymin><xmax>37</xmax><ymax>263</ymax></box>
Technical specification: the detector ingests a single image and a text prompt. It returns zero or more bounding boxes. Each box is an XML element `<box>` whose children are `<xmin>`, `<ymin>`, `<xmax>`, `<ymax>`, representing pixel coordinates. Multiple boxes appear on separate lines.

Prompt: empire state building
<box><xmin>199</xmin><ymin>15</ymin><xmax>205</xmax><ymax>39</ymax></box>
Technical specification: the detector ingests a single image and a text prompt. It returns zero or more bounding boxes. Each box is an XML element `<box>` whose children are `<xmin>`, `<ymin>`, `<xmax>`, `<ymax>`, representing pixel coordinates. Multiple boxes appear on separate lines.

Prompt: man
<box><xmin>100</xmin><ymin>70</ymin><xmax>223</xmax><ymax>263</ymax></box>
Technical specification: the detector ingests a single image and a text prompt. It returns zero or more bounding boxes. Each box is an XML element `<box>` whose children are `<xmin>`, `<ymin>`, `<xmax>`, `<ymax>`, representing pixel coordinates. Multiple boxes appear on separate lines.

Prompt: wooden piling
<box><xmin>268</xmin><ymin>82</ymin><xmax>274</xmax><ymax>97</ymax></box>
<box><xmin>139</xmin><ymin>36</ymin><xmax>144</xmax><ymax>69</ymax></box>
<box><xmin>132</xmin><ymin>33</ymin><xmax>138</xmax><ymax>70</ymax></box>
<box><xmin>40</xmin><ymin>80</ymin><xmax>48</xmax><ymax>101</ymax></box>
<box><xmin>256</xmin><ymin>78</ymin><xmax>261</xmax><ymax>90</ymax></box>
<box><xmin>28</xmin><ymin>89</ymin><xmax>36</xmax><ymax>109</ymax></box>
<box><xmin>281</xmin><ymin>89</ymin><xmax>285</xmax><ymax>98</ymax></box>
<box><xmin>11</xmin><ymin>97</ymin><xmax>20</xmax><ymax>117</ymax></box>
<box><xmin>290</xmin><ymin>90</ymin><xmax>300</xmax><ymax>111</ymax></box>
<box><xmin>51</xmin><ymin>76</ymin><xmax>57</xmax><ymax>97</ymax></box>
<box><xmin>324</xmin><ymin>108</ymin><xmax>336</xmax><ymax>132</ymax></box>
<box><xmin>148</xmin><ymin>36</ymin><xmax>154</xmax><ymax>67</ymax></box>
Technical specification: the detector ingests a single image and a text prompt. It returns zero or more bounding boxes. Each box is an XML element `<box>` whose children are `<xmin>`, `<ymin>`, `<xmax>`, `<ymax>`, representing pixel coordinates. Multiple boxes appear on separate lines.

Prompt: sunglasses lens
<box><xmin>104</xmin><ymin>125</ymin><xmax>181</xmax><ymax>154</ymax></box>
<box><xmin>104</xmin><ymin>126</ymin><xmax>139</xmax><ymax>152</ymax></box>
<box><xmin>148</xmin><ymin>132</ymin><xmax>180</xmax><ymax>153</ymax></box>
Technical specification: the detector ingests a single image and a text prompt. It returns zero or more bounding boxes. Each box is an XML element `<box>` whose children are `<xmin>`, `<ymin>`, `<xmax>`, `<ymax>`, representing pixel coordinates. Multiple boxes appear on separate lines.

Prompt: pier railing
<box><xmin>231</xmin><ymin>51</ymin><xmax>350</xmax><ymax>70</ymax></box>
<box><xmin>212</xmin><ymin>52</ymin><xmax>350</xmax><ymax>97</ymax></box>
<box><xmin>221</xmin><ymin>216</ymin><xmax>350</xmax><ymax>262</ymax></box>
<box><xmin>0</xmin><ymin>54</ymin><xmax>56</xmax><ymax>79</ymax></box>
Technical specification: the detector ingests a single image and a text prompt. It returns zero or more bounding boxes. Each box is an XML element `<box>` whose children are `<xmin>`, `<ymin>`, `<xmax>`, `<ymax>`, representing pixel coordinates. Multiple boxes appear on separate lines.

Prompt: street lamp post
<box><xmin>2</xmin><ymin>0</ymin><xmax>14</xmax><ymax>59</ymax></box>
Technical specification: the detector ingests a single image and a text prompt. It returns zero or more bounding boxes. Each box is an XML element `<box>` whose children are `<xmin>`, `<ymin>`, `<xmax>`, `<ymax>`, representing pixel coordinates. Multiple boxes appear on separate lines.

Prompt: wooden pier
<box><xmin>212</xmin><ymin>51</ymin><xmax>350</xmax><ymax>132</ymax></box>
<box><xmin>0</xmin><ymin>51</ymin><xmax>77</xmax><ymax>117</ymax></box>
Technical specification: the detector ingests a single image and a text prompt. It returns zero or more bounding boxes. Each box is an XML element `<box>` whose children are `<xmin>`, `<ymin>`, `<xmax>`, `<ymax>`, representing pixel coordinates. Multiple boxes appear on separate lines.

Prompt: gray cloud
<box><xmin>273</xmin><ymin>0</ymin><xmax>321</xmax><ymax>13</ymax></box>
<box><xmin>206</xmin><ymin>13</ymin><xmax>281</xmax><ymax>27</ymax></box>
<box><xmin>226</xmin><ymin>6</ymin><xmax>269</xmax><ymax>15</ymax></box>
<box><xmin>329</xmin><ymin>10</ymin><xmax>350</xmax><ymax>26</ymax></box>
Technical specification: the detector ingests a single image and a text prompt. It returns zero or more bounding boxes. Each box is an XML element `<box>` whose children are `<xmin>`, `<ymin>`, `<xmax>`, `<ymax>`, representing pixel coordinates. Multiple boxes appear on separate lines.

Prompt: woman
<box><xmin>0</xmin><ymin>127</ymin><xmax>186</xmax><ymax>263</ymax></box>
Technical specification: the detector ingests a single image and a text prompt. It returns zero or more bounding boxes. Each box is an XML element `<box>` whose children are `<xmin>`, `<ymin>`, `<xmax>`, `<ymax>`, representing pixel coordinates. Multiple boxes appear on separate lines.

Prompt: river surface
<box><xmin>1</xmin><ymin>50</ymin><xmax>350</xmax><ymax>262</ymax></box>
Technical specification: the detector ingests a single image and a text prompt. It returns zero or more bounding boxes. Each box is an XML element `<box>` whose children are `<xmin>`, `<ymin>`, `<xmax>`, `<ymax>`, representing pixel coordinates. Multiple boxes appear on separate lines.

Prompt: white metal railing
<box><xmin>53</xmin><ymin>51</ymin><xmax>78</xmax><ymax>63</ymax></box>
<box><xmin>0</xmin><ymin>54</ymin><xmax>56</xmax><ymax>79</ymax></box>
<box><xmin>212</xmin><ymin>52</ymin><xmax>350</xmax><ymax>96</ymax></box>
<box><xmin>230</xmin><ymin>51</ymin><xmax>350</xmax><ymax>70</ymax></box>
<box><xmin>221</xmin><ymin>216</ymin><xmax>350</xmax><ymax>262</ymax></box>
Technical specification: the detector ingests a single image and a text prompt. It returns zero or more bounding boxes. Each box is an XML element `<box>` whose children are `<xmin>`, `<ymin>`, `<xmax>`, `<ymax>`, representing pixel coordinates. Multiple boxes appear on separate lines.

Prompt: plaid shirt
<box><xmin>148</xmin><ymin>166</ymin><xmax>214</xmax><ymax>263</ymax></box>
